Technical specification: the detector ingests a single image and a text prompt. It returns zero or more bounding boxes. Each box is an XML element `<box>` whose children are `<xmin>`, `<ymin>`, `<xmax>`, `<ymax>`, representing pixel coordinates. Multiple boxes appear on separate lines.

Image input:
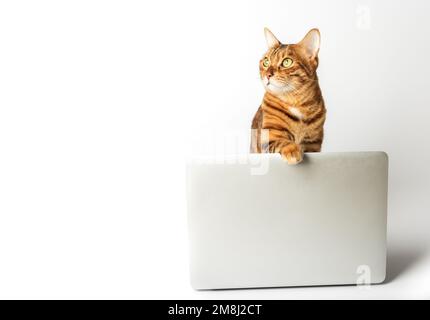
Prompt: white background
<box><xmin>0</xmin><ymin>0</ymin><xmax>429</xmax><ymax>299</ymax></box>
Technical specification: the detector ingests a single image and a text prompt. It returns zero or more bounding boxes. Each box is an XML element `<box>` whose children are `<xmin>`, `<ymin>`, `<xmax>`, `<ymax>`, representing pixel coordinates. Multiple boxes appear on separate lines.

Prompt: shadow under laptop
<box><xmin>385</xmin><ymin>245</ymin><xmax>427</xmax><ymax>283</ymax></box>
<box><xmin>205</xmin><ymin>246</ymin><xmax>428</xmax><ymax>291</ymax></box>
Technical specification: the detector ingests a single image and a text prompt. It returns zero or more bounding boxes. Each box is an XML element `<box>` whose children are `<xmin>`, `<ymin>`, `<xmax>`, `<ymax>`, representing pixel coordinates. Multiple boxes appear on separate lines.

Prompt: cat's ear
<box><xmin>298</xmin><ymin>28</ymin><xmax>320</xmax><ymax>60</ymax></box>
<box><xmin>264</xmin><ymin>28</ymin><xmax>281</xmax><ymax>49</ymax></box>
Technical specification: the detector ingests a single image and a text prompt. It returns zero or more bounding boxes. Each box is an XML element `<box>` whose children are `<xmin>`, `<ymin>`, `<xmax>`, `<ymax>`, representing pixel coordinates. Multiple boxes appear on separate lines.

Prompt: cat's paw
<box><xmin>280</xmin><ymin>144</ymin><xmax>303</xmax><ymax>165</ymax></box>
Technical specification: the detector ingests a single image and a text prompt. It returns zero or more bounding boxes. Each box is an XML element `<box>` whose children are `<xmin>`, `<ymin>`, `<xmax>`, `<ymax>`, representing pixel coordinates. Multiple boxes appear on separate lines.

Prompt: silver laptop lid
<box><xmin>187</xmin><ymin>152</ymin><xmax>388</xmax><ymax>290</ymax></box>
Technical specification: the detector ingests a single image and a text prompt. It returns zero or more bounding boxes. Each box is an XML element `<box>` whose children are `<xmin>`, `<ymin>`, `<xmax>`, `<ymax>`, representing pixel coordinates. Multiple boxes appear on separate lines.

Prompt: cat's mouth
<box><xmin>263</xmin><ymin>78</ymin><xmax>293</xmax><ymax>93</ymax></box>
<box><xmin>263</xmin><ymin>77</ymin><xmax>279</xmax><ymax>86</ymax></box>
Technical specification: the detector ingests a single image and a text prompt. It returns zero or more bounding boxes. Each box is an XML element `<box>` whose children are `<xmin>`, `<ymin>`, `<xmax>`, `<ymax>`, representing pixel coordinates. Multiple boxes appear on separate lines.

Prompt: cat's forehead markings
<box><xmin>270</xmin><ymin>45</ymin><xmax>290</xmax><ymax>60</ymax></box>
<box><xmin>272</xmin><ymin>45</ymin><xmax>282</xmax><ymax>56</ymax></box>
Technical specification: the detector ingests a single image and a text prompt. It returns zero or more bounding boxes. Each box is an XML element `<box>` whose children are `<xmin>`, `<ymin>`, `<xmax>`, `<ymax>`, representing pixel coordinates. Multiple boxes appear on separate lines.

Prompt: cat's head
<box><xmin>260</xmin><ymin>28</ymin><xmax>321</xmax><ymax>95</ymax></box>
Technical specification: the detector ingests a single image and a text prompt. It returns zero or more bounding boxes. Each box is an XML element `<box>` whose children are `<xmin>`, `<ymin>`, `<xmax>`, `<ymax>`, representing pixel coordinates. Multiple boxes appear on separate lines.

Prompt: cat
<box><xmin>250</xmin><ymin>28</ymin><xmax>326</xmax><ymax>165</ymax></box>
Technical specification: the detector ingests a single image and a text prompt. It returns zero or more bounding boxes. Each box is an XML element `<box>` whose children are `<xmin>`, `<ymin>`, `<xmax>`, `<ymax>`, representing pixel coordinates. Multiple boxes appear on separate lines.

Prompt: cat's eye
<box><xmin>282</xmin><ymin>58</ymin><xmax>293</xmax><ymax>68</ymax></box>
<box><xmin>262</xmin><ymin>58</ymin><xmax>270</xmax><ymax>68</ymax></box>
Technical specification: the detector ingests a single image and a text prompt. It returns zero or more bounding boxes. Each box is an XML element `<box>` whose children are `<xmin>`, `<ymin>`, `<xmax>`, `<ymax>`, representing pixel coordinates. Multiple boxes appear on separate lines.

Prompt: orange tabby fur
<box><xmin>251</xmin><ymin>28</ymin><xmax>326</xmax><ymax>165</ymax></box>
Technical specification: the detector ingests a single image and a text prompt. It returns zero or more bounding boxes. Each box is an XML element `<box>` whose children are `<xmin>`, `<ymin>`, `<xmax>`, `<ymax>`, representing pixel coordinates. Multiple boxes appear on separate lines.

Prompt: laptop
<box><xmin>186</xmin><ymin>152</ymin><xmax>388</xmax><ymax>290</ymax></box>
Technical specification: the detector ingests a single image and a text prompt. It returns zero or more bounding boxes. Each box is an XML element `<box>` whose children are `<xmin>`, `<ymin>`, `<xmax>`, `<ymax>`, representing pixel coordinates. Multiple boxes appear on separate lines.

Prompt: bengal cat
<box><xmin>250</xmin><ymin>28</ymin><xmax>326</xmax><ymax>165</ymax></box>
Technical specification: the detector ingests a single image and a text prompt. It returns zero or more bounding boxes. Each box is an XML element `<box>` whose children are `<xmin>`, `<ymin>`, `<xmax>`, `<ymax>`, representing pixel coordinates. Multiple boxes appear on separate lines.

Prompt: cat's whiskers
<box><xmin>263</xmin><ymin>78</ymin><xmax>296</xmax><ymax>95</ymax></box>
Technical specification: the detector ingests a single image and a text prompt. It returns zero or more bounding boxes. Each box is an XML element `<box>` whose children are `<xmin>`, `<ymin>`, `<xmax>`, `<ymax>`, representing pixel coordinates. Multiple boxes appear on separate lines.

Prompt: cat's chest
<box><xmin>287</xmin><ymin>106</ymin><xmax>304</xmax><ymax>120</ymax></box>
<box><xmin>264</xmin><ymin>104</ymin><xmax>305</xmax><ymax>121</ymax></box>
<box><xmin>262</xmin><ymin>104</ymin><xmax>308</xmax><ymax>134</ymax></box>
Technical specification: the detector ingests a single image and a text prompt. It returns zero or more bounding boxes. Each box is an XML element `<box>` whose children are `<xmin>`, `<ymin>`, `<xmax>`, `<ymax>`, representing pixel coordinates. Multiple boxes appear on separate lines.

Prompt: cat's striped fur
<box><xmin>251</xmin><ymin>28</ymin><xmax>326</xmax><ymax>164</ymax></box>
